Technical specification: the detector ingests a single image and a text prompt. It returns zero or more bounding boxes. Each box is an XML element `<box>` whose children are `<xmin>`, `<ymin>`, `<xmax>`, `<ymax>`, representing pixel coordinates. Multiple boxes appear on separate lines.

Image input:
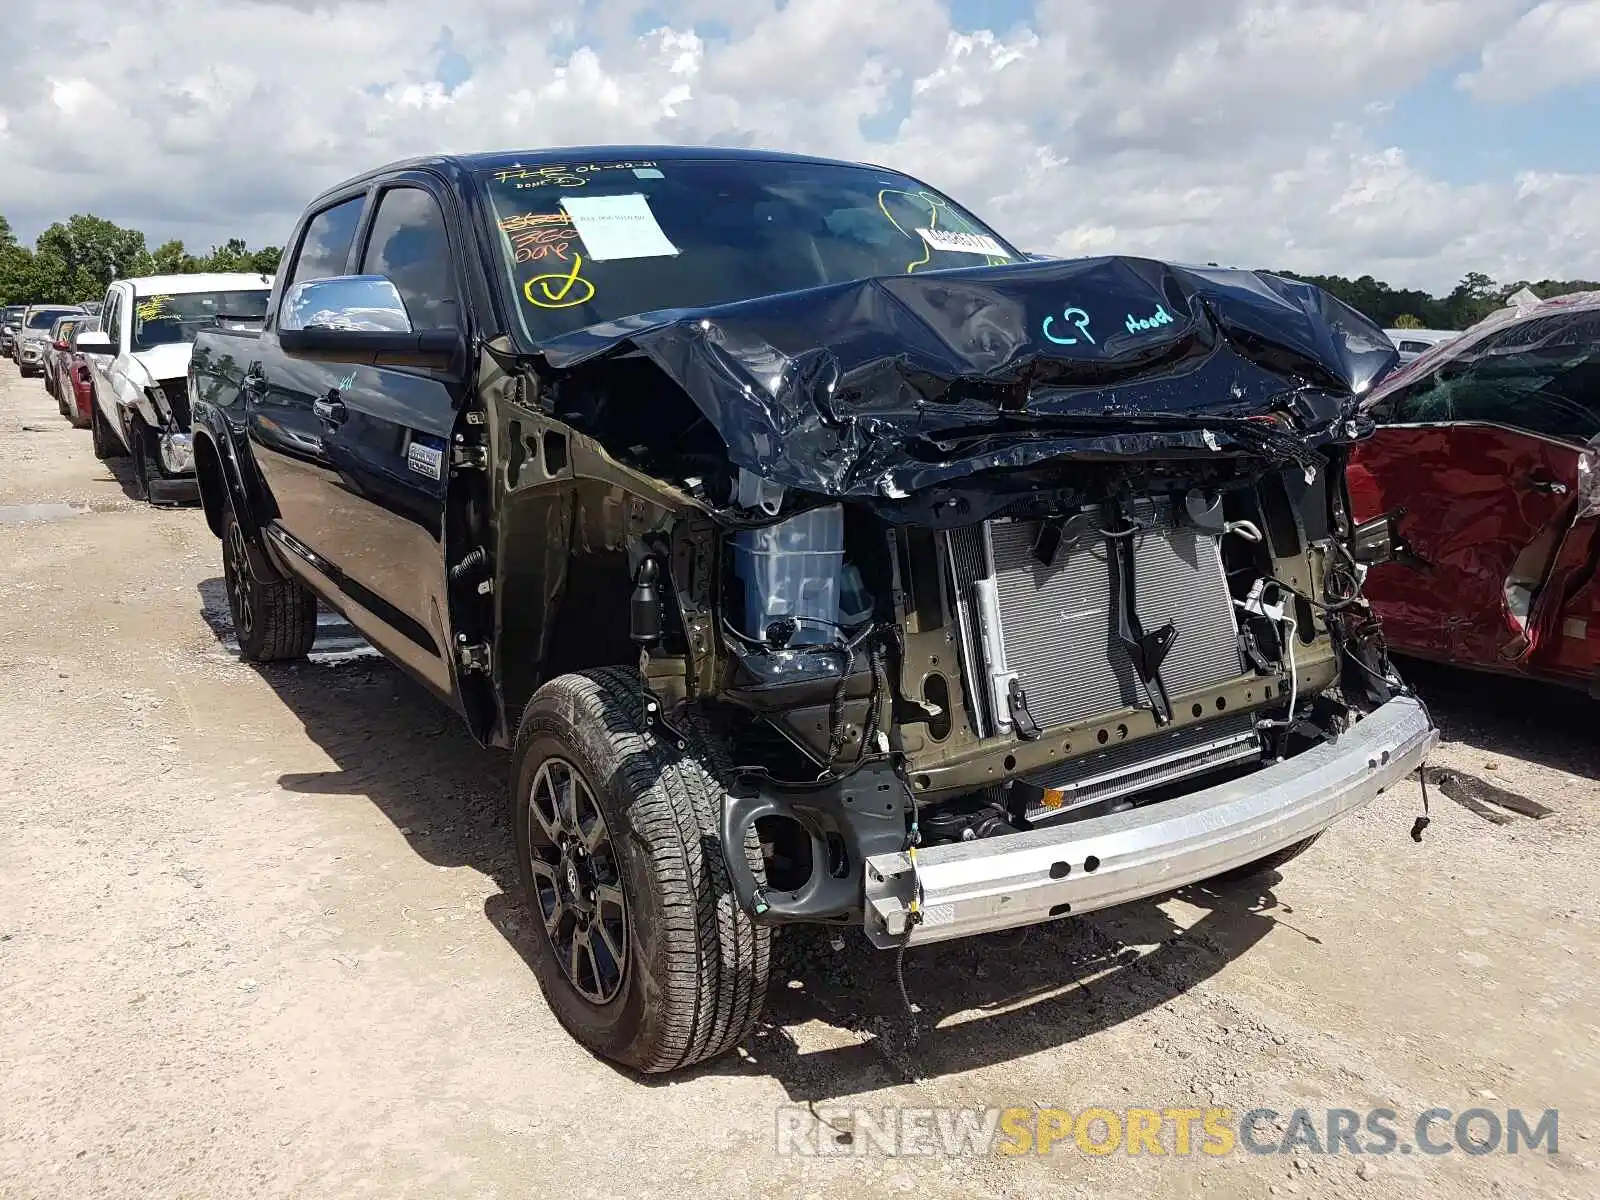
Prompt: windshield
<box><xmin>27</xmin><ymin>308</ymin><xmax>78</xmax><ymax>329</ymax></box>
<box><xmin>481</xmin><ymin>156</ymin><xmax>1021</xmax><ymax>343</ymax></box>
<box><xmin>131</xmin><ymin>290</ymin><xmax>271</xmax><ymax>351</ymax></box>
<box><xmin>1382</xmin><ymin>309</ymin><xmax>1600</xmax><ymax>443</ymax></box>
<box><xmin>2</xmin><ymin>307</ymin><xmax>24</xmax><ymax>324</ymax></box>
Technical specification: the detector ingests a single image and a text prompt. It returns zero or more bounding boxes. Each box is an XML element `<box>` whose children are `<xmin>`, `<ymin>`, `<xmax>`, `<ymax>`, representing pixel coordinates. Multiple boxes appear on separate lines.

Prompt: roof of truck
<box><xmin>118</xmin><ymin>272</ymin><xmax>274</xmax><ymax>295</ymax></box>
<box><xmin>310</xmin><ymin>145</ymin><xmax>887</xmax><ymax>205</ymax></box>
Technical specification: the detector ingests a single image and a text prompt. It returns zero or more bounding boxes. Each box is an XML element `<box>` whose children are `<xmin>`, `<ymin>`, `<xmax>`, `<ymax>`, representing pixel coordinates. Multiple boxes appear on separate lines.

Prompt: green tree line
<box><xmin>1267</xmin><ymin>268</ymin><xmax>1600</xmax><ymax>330</ymax></box>
<box><xmin>0</xmin><ymin>212</ymin><xmax>282</xmax><ymax>306</ymax></box>
<box><xmin>4</xmin><ymin>208</ymin><xmax>1596</xmax><ymax>329</ymax></box>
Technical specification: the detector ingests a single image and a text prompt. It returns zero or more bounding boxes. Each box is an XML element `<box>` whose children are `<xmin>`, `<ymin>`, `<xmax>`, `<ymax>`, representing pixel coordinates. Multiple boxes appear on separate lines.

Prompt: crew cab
<box><xmin>188</xmin><ymin>147</ymin><xmax>1437</xmax><ymax>1074</ymax></box>
<box><xmin>77</xmin><ymin>273</ymin><xmax>272</xmax><ymax>503</ymax></box>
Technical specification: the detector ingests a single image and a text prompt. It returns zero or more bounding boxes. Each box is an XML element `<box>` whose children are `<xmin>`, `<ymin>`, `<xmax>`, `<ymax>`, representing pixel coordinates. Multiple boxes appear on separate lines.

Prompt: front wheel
<box><xmin>128</xmin><ymin>415</ymin><xmax>190</xmax><ymax>506</ymax></box>
<box><xmin>1210</xmin><ymin>833</ymin><xmax>1323</xmax><ymax>884</ymax></box>
<box><xmin>221</xmin><ymin>502</ymin><xmax>318</xmax><ymax>662</ymax></box>
<box><xmin>511</xmin><ymin>668</ymin><xmax>769</xmax><ymax>1073</ymax></box>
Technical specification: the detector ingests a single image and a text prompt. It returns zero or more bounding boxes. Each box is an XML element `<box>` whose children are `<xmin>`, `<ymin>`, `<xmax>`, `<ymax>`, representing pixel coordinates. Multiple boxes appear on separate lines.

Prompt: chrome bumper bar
<box><xmin>864</xmin><ymin>694</ymin><xmax>1437</xmax><ymax>947</ymax></box>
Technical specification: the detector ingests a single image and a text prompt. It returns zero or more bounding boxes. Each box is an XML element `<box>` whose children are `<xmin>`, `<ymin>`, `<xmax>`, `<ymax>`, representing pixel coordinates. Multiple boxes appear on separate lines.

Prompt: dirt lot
<box><xmin>0</xmin><ymin>360</ymin><xmax>1596</xmax><ymax>1199</ymax></box>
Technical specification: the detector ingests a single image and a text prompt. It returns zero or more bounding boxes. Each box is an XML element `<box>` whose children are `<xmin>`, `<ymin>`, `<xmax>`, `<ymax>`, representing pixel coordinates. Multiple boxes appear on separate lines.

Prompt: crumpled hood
<box><xmin>130</xmin><ymin>341</ymin><xmax>195</xmax><ymax>385</ymax></box>
<box><xmin>536</xmin><ymin>256</ymin><xmax>1397</xmax><ymax>499</ymax></box>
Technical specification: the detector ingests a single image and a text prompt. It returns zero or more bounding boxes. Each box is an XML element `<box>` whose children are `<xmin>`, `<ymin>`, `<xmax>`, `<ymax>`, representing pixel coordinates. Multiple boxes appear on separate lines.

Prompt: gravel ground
<box><xmin>1</xmin><ymin>360</ymin><xmax>1595</xmax><ymax>1199</ymax></box>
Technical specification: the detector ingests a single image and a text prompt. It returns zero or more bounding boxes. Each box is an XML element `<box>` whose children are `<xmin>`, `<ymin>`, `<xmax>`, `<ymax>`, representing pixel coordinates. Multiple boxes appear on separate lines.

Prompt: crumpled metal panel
<box><xmin>536</xmin><ymin>256</ymin><xmax>1396</xmax><ymax>499</ymax></box>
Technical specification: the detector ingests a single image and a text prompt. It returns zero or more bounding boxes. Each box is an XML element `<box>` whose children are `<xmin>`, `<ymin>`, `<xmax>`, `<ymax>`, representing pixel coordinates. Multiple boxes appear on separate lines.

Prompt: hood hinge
<box><xmin>451</xmin><ymin>444</ymin><xmax>488</xmax><ymax>470</ymax></box>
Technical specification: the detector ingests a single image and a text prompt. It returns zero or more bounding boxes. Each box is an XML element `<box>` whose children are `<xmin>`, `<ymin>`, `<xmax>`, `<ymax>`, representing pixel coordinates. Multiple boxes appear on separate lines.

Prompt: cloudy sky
<box><xmin>2</xmin><ymin>0</ymin><xmax>1597</xmax><ymax>292</ymax></box>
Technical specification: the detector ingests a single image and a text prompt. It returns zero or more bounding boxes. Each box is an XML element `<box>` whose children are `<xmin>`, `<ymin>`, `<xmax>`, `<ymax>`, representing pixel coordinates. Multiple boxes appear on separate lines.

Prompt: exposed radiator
<box><xmin>946</xmin><ymin>498</ymin><xmax>1253</xmax><ymax>801</ymax></box>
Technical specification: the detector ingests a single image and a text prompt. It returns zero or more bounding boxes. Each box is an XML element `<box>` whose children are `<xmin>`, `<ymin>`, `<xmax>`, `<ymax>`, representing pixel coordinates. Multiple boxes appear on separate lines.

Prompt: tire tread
<box><xmin>514</xmin><ymin>667</ymin><xmax>768</xmax><ymax>1072</ymax></box>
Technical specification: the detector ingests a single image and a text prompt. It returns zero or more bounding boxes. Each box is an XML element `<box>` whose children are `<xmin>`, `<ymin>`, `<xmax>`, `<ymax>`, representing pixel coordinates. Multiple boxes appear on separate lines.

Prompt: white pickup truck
<box><xmin>77</xmin><ymin>273</ymin><xmax>272</xmax><ymax>504</ymax></box>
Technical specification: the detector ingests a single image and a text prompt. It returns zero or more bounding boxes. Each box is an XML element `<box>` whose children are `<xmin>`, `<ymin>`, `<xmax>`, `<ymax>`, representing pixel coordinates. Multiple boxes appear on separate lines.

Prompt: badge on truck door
<box><xmin>406</xmin><ymin>435</ymin><xmax>445</xmax><ymax>480</ymax></box>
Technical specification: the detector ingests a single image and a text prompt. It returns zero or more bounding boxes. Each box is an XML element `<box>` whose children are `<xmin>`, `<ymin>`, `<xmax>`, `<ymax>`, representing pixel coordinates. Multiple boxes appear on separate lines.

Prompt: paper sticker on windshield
<box><xmin>916</xmin><ymin>228</ymin><xmax>1006</xmax><ymax>256</ymax></box>
<box><xmin>559</xmin><ymin>194</ymin><xmax>679</xmax><ymax>262</ymax></box>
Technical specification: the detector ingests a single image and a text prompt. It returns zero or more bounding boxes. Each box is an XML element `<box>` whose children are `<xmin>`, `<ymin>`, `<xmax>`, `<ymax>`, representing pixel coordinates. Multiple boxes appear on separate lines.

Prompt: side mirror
<box><xmin>76</xmin><ymin>330</ymin><xmax>115</xmax><ymax>355</ymax></box>
<box><xmin>278</xmin><ymin>275</ymin><xmax>457</xmax><ymax>359</ymax></box>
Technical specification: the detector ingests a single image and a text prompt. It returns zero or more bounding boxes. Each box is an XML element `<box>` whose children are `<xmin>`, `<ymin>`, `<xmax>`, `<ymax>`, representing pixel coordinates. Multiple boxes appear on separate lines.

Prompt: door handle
<box><xmin>313</xmin><ymin>396</ymin><xmax>347</xmax><ymax>424</ymax></box>
<box><xmin>1526</xmin><ymin>474</ymin><xmax>1569</xmax><ymax>496</ymax></box>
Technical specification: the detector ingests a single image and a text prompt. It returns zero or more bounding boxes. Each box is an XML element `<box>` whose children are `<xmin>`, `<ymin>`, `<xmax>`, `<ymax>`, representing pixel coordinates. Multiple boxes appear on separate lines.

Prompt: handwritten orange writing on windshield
<box><xmin>500</xmin><ymin>213</ymin><xmax>578</xmax><ymax>264</ymax></box>
<box><xmin>524</xmin><ymin>254</ymin><xmax>596</xmax><ymax>309</ymax></box>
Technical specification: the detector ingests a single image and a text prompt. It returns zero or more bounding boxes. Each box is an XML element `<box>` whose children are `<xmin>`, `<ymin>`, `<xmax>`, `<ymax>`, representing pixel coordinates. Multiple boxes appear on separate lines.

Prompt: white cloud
<box><xmin>1458</xmin><ymin>0</ymin><xmax>1600</xmax><ymax>102</ymax></box>
<box><xmin>0</xmin><ymin>0</ymin><xmax>1594</xmax><ymax>293</ymax></box>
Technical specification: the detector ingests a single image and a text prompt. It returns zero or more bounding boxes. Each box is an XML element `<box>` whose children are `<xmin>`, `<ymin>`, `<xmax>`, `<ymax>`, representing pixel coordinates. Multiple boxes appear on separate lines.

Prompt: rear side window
<box><xmin>286</xmin><ymin>196</ymin><xmax>366</xmax><ymax>291</ymax></box>
<box><xmin>358</xmin><ymin>186</ymin><xmax>460</xmax><ymax>330</ymax></box>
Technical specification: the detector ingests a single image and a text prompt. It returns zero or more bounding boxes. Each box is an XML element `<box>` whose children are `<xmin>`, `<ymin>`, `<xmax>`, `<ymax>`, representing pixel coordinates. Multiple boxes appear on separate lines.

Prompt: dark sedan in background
<box><xmin>1350</xmin><ymin>291</ymin><xmax>1600</xmax><ymax>695</ymax></box>
<box><xmin>0</xmin><ymin>305</ymin><xmax>25</xmax><ymax>355</ymax></box>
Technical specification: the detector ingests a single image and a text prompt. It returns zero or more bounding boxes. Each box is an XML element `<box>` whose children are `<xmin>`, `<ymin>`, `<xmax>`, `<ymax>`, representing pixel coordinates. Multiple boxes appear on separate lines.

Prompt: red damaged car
<box><xmin>49</xmin><ymin>320</ymin><xmax>97</xmax><ymax>428</ymax></box>
<box><xmin>1349</xmin><ymin>291</ymin><xmax>1600</xmax><ymax>695</ymax></box>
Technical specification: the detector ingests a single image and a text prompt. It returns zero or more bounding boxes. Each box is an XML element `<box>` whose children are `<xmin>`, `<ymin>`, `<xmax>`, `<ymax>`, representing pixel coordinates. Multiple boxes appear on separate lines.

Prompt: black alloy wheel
<box><xmin>225</xmin><ymin>514</ymin><xmax>256</xmax><ymax>646</ymax></box>
<box><xmin>524</xmin><ymin>757</ymin><xmax>629</xmax><ymax>1005</ymax></box>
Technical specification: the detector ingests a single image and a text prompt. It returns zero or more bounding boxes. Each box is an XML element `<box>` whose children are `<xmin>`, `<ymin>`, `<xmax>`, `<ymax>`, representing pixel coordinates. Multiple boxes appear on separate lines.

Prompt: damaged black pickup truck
<box><xmin>188</xmin><ymin>146</ymin><xmax>1438</xmax><ymax>1073</ymax></box>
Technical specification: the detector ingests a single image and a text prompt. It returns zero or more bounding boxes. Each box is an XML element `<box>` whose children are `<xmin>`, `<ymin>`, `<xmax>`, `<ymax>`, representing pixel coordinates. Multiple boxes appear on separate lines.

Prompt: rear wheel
<box><xmin>221</xmin><ymin>502</ymin><xmax>318</xmax><ymax>662</ymax></box>
<box><xmin>511</xmin><ymin>668</ymin><xmax>769</xmax><ymax>1073</ymax></box>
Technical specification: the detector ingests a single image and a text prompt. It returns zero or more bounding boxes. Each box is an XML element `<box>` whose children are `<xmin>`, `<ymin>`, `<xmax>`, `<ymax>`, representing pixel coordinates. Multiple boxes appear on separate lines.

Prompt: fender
<box><xmin>117</xmin><ymin>355</ymin><xmax>162</xmax><ymax>429</ymax></box>
<box><xmin>193</xmin><ymin>422</ymin><xmax>279</xmax><ymax>584</ymax></box>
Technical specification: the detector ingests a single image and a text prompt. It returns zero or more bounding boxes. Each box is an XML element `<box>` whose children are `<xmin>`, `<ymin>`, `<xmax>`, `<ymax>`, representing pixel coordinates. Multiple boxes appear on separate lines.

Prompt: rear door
<box><xmin>1350</xmin><ymin>309</ymin><xmax>1600</xmax><ymax>668</ymax></box>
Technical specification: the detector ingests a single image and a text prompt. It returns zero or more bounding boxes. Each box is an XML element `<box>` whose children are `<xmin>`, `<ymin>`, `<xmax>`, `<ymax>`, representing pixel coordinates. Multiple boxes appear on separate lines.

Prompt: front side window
<box><xmin>481</xmin><ymin>156</ymin><xmax>1020</xmax><ymax>344</ymax></box>
<box><xmin>359</xmin><ymin>186</ymin><xmax>460</xmax><ymax>330</ymax></box>
<box><xmin>53</xmin><ymin>318</ymin><xmax>82</xmax><ymax>343</ymax></box>
<box><xmin>1381</xmin><ymin>311</ymin><xmax>1600</xmax><ymax>443</ymax></box>
<box><xmin>131</xmin><ymin>290</ymin><xmax>272</xmax><ymax>351</ymax></box>
<box><xmin>106</xmin><ymin>292</ymin><xmax>124</xmax><ymax>348</ymax></box>
<box><xmin>286</xmin><ymin>195</ymin><xmax>366</xmax><ymax>292</ymax></box>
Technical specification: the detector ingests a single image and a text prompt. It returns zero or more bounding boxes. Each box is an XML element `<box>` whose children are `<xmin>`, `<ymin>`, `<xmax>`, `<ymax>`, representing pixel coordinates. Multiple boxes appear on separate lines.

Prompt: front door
<box><xmin>251</xmin><ymin>182</ymin><xmax>466</xmax><ymax>696</ymax></box>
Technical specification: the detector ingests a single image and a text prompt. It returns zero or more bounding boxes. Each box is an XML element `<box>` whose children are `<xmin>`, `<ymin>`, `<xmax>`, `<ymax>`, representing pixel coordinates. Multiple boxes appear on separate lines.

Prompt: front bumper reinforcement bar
<box><xmin>863</xmin><ymin>694</ymin><xmax>1437</xmax><ymax>947</ymax></box>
